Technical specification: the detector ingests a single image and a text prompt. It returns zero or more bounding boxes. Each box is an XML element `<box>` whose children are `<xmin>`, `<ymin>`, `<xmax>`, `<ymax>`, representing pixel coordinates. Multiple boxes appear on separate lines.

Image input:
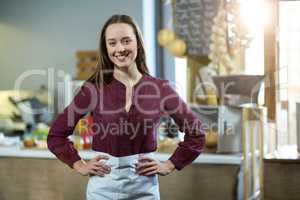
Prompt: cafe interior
<box><xmin>0</xmin><ymin>0</ymin><xmax>300</xmax><ymax>200</ymax></box>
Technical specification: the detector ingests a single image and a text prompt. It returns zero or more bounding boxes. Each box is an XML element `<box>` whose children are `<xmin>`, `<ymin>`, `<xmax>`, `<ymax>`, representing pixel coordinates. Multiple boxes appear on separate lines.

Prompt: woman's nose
<box><xmin>116</xmin><ymin>43</ymin><xmax>125</xmax><ymax>52</ymax></box>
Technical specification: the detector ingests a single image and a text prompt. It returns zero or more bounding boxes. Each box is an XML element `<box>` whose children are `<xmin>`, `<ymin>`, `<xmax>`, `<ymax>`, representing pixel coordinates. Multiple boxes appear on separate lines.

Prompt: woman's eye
<box><xmin>108</xmin><ymin>42</ymin><xmax>116</xmax><ymax>46</ymax></box>
<box><xmin>123</xmin><ymin>39</ymin><xmax>131</xmax><ymax>44</ymax></box>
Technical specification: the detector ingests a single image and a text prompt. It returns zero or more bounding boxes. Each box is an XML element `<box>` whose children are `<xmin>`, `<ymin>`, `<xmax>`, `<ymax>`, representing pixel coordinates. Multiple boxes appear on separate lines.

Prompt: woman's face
<box><xmin>105</xmin><ymin>23</ymin><xmax>138</xmax><ymax>68</ymax></box>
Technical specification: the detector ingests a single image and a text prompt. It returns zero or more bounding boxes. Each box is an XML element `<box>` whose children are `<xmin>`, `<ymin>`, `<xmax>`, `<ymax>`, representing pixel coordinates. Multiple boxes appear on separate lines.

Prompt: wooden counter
<box><xmin>264</xmin><ymin>145</ymin><xmax>300</xmax><ymax>200</ymax></box>
<box><xmin>0</xmin><ymin>147</ymin><xmax>242</xmax><ymax>200</ymax></box>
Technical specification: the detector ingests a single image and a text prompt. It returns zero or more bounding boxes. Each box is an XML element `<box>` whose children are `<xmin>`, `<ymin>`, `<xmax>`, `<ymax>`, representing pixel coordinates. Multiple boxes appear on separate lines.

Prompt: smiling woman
<box><xmin>47</xmin><ymin>14</ymin><xmax>205</xmax><ymax>200</ymax></box>
<box><xmin>105</xmin><ymin>23</ymin><xmax>138</xmax><ymax>68</ymax></box>
<box><xmin>90</xmin><ymin>14</ymin><xmax>149</xmax><ymax>87</ymax></box>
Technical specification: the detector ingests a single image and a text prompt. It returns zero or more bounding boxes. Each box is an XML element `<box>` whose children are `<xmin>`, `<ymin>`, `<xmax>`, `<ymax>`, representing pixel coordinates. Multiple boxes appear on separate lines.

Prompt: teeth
<box><xmin>116</xmin><ymin>54</ymin><xmax>128</xmax><ymax>58</ymax></box>
<box><xmin>118</xmin><ymin>54</ymin><xmax>126</xmax><ymax>57</ymax></box>
<box><xmin>114</xmin><ymin>51</ymin><xmax>130</xmax><ymax>62</ymax></box>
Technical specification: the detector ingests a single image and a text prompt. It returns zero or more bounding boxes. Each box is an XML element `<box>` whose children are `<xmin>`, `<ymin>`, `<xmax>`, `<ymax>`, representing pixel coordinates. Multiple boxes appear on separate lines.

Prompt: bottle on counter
<box><xmin>23</xmin><ymin>124</ymin><xmax>36</xmax><ymax>148</ymax></box>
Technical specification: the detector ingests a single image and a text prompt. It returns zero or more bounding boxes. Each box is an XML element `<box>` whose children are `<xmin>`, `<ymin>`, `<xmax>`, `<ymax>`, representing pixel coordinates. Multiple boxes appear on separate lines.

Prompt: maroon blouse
<box><xmin>47</xmin><ymin>74</ymin><xmax>205</xmax><ymax>170</ymax></box>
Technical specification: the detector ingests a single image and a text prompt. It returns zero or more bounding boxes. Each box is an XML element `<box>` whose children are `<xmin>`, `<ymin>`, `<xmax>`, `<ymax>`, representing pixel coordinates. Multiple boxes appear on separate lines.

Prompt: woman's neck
<box><xmin>113</xmin><ymin>63</ymin><xmax>142</xmax><ymax>86</ymax></box>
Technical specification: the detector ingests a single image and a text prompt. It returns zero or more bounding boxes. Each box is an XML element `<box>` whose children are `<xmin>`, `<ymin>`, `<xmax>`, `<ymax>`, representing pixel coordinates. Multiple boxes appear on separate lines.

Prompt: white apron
<box><xmin>86</xmin><ymin>152</ymin><xmax>160</xmax><ymax>200</ymax></box>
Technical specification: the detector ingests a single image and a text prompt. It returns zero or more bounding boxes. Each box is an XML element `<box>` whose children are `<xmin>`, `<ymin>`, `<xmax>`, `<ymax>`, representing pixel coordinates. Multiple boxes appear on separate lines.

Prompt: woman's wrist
<box><xmin>165</xmin><ymin>160</ymin><xmax>176</xmax><ymax>171</ymax></box>
<box><xmin>73</xmin><ymin>159</ymin><xmax>87</xmax><ymax>172</ymax></box>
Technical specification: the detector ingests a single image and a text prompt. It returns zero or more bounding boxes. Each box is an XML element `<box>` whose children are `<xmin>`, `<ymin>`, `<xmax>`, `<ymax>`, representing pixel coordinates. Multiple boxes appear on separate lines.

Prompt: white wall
<box><xmin>0</xmin><ymin>0</ymin><xmax>144</xmax><ymax>90</ymax></box>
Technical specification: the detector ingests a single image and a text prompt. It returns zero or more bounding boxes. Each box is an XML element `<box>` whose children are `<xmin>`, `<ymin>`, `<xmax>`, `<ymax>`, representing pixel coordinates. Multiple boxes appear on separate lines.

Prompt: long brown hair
<box><xmin>88</xmin><ymin>14</ymin><xmax>149</xmax><ymax>87</ymax></box>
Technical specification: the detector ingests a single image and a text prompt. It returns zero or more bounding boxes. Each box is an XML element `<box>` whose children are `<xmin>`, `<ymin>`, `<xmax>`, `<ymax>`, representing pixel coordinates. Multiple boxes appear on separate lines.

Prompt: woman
<box><xmin>47</xmin><ymin>14</ymin><xmax>205</xmax><ymax>200</ymax></box>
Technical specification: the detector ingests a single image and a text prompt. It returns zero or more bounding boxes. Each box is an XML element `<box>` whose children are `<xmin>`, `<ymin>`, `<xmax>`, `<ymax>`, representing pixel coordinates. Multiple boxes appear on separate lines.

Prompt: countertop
<box><xmin>0</xmin><ymin>146</ymin><xmax>242</xmax><ymax>165</ymax></box>
<box><xmin>264</xmin><ymin>145</ymin><xmax>300</xmax><ymax>163</ymax></box>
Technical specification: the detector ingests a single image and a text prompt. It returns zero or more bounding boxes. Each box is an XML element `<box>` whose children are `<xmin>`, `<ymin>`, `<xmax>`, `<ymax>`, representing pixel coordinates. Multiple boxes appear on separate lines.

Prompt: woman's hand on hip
<box><xmin>135</xmin><ymin>155</ymin><xmax>175</xmax><ymax>176</ymax></box>
<box><xmin>73</xmin><ymin>155</ymin><xmax>111</xmax><ymax>177</ymax></box>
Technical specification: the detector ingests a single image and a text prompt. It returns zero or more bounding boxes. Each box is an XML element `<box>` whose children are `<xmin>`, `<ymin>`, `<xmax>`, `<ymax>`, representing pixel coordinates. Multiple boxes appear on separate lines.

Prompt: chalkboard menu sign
<box><xmin>174</xmin><ymin>0</ymin><xmax>220</xmax><ymax>56</ymax></box>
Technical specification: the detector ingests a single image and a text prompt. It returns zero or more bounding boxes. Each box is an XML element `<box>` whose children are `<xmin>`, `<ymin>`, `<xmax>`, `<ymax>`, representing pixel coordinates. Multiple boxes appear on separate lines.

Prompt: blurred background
<box><xmin>0</xmin><ymin>0</ymin><xmax>300</xmax><ymax>200</ymax></box>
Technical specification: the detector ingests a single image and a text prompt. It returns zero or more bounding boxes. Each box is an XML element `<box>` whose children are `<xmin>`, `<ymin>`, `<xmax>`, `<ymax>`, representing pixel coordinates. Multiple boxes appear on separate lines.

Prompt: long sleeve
<box><xmin>161</xmin><ymin>80</ymin><xmax>205</xmax><ymax>170</ymax></box>
<box><xmin>47</xmin><ymin>82</ymin><xmax>98</xmax><ymax>168</ymax></box>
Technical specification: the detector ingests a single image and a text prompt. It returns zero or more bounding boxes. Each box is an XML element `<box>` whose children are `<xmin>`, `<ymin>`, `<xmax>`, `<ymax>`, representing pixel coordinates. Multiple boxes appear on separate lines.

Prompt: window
<box><xmin>277</xmin><ymin>1</ymin><xmax>300</xmax><ymax>146</ymax></box>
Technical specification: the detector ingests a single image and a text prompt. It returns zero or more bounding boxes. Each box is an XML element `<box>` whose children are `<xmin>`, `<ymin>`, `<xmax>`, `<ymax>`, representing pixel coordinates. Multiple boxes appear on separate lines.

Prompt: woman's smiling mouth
<box><xmin>115</xmin><ymin>51</ymin><xmax>130</xmax><ymax>62</ymax></box>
